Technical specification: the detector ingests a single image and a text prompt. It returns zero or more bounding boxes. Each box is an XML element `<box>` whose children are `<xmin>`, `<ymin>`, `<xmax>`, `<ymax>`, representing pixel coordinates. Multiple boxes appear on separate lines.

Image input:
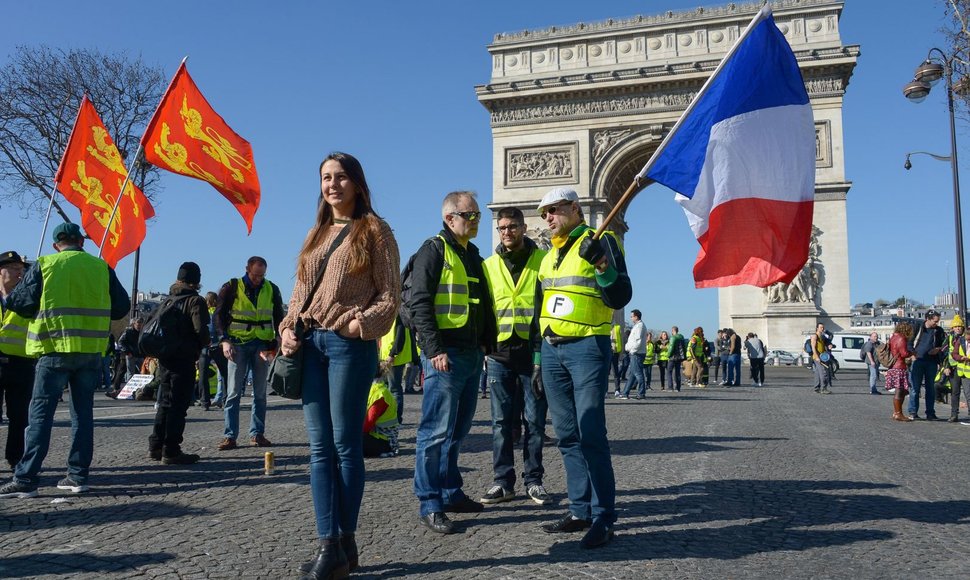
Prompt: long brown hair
<box><xmin>297</xmin><ymin>152</ymin><xmax>381</xmax><ymax>280</ymax></box>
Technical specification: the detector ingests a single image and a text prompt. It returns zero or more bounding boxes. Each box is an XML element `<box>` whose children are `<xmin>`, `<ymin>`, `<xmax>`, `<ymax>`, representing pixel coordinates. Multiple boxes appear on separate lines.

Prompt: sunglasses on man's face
<box><xmin>450</xmin><ymin>211</ymin><xmax>481</xmax><ymax>222</ymax></box>
<box><xmin>540</xmin><ymin>202</ymin><xmax>572</xmax><ymax>219</ymax></box>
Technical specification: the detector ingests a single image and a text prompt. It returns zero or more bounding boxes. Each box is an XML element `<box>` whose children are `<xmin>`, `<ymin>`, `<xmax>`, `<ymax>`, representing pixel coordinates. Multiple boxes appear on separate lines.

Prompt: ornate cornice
<box><xmin>491</xmin><ymin>0</ymin><xmax>843</xmax><ymax>45</ymax></box>
<box><xmin>477</xmin><ymin>45</ymin><xmax>858</xmax><ymax>101</ymax></box>
<box><xmin>484</xmin><ymin>73</ymin><xmax>850</xmax><ymax>127</ymax></box>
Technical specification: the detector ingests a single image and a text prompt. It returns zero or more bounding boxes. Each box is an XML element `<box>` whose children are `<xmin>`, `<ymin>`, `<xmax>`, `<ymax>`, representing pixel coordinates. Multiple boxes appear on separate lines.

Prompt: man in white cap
<box><xmin>532</xmin><ymin>187</ymin><xmax>631</xmax><ymax>548</ymax></box>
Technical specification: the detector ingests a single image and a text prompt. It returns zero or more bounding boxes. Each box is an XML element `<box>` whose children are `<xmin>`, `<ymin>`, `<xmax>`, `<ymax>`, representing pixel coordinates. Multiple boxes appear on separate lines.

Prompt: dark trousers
<box><xmin>950</xmin><ymin>373</ymin><xmax>968</xmax><ymax>418</ymax></box>
<box><xmin>363</xmin><ymin>433</ymin><xmax>392</xmax><ymax>457</ymax></box>
<box><xmin>0</xmin><ymin>356</ymin><xmax>35</xmax><ymax>467</ymax></box>
<box><xmin>666</xmin><ymin>360</ymin><xmax>682</xmax><ymax>391</ymax></box>
<box><xmin>750</xmin><ymin>358</ymin><xmax>765</xmax><ymax>384</ymax></box>
<box><xmin>657</xmin><ymin>360</ymin><xmax>668</xmax><ymax>388</ymax></box>
<box><xmin>150</xmin><ymin>357</ymin><xmax>196</xmax><ymax>457</ymax></box>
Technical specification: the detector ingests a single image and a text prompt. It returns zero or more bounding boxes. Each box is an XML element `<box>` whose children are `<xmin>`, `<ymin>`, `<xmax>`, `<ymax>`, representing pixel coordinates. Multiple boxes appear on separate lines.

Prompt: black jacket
<box><xmin>166</xmin><ymin>282</ymin><xmax>210</xmax><ymax>361</ymax></box>
<box><xmin>406</xmin><ymin>226</ymin><xmax>497</xmax><ymax>358</ymax></box>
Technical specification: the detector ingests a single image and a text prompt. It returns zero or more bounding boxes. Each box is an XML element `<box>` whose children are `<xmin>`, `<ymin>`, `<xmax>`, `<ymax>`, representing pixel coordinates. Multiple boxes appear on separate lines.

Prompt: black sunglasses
<box><xmin>450</xmin><ymin>211</ymin><xmax>481</xmax><ymax>222</ymax></box>
<box><xmin>540</xmin><ymin>201</ymin><xmax>573</xmax><ymax>219</ymax></box>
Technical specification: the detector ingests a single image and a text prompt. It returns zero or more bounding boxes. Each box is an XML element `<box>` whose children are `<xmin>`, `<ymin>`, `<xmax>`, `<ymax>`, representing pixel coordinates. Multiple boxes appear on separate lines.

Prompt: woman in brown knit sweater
<box><xmin>279</xmin><ymin>152</ymin><xmax>400</xmax><ymax>580</ymax></box>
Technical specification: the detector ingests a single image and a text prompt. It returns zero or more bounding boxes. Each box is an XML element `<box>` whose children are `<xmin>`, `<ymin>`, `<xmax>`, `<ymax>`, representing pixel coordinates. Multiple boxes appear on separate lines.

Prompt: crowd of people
<box><xmin>608</xmin><ymin>325</ymin><xmax>768</xmax><ymax>394</ymax></box>
<box><xmin>3</xmin><ymin>152</ymin><xmax>965</xmax><ymax>580</ymax></box>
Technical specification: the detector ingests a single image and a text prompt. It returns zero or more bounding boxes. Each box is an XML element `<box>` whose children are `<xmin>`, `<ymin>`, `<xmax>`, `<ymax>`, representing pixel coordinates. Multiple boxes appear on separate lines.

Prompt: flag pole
<box><xmin>35</xmin><ymin>182</ymin><xmax>61</xmax><ymax>259</ymax></box>
<box><xmin>594</xmin><ymin>4</ymin><xmax>773</xmax><ymax>239</ymax></box>
<box><xmin>98</xmin><ymin>143</ymin><xmax>144</xmax><ymax>256</ymax></box>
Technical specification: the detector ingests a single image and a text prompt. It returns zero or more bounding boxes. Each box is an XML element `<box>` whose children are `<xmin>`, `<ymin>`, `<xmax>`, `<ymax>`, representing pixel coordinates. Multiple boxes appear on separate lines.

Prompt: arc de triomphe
<box><xmin>476</xmin><ymin>0</ymin><xmax>858</xmax><ymax>350</ymax></box>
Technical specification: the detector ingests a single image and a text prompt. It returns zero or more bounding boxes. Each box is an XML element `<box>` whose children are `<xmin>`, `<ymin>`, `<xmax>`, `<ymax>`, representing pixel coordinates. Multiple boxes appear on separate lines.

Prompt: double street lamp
<box><xmin>903</xmin><ymin>48</ymin><xmax>968</xmax><ymax>319</ymax></box>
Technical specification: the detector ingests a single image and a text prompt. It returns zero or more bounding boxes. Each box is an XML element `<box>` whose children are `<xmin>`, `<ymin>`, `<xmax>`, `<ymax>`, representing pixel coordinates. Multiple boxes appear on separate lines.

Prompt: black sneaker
<box><xmin>56</xmin><ymin>477</ymin><xmax>89</xmax><ymax>493</ymax></box>
<box><xmin>419</xmin><ymin>512</ymin><xmax>455</xmax><ymax>534</ymax></box>
<box><xmin>148</xmin><ymin>448</ymin><xmax>162</xmax><ymax>461</ymax></box>
<box><xmin>162</xmin><ymin>452</ymin><xmax>200</xmax><ymax>465</ymax></box>
<box><xmin>541</xmin><ymin>512</ymin><xmax>591</xmax><ymax>533</ymax></box>
<box><xmin>925</xmin><ymin>413</ymin><xmax>939</xmax><ymax>421</ymax></box>
<box><xmin>444</xmin><ymin>496</ymin><xmax>484</xmax><ymax>513</ymax></box>
<box><xmin>949</xmin><ymin>416</ymin><xmax>959</xmax><ymax>423</ymax></box>
<box><xmin>479</xmin><ymin>484</ymin><xmax>514</xmax><ymax>504</ymax></box>
<box><xmin>0</xmin><ymin>480</ymin><xmax>38</xmax><ymax>498</ymax></box>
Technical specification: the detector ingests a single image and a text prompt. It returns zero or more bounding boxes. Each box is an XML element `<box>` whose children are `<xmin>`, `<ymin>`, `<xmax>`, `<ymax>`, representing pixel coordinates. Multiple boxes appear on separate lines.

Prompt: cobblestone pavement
<box><xmin>1</xmin><ymin>366</ymin><xmax>969</xmax><ymax>579</ymax></box>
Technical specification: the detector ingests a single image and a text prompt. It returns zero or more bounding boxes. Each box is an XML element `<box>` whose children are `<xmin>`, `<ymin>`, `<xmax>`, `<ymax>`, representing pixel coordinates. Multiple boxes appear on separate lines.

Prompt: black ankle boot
<box><xmin>301</xmin><ymin>539</ymin><xmax>348</xmax><ymax>580</ymax></box>
<box><xmin>340</xmin><ymin>533</ymin><xmax>358</xmax><ymax>572</ymax></box>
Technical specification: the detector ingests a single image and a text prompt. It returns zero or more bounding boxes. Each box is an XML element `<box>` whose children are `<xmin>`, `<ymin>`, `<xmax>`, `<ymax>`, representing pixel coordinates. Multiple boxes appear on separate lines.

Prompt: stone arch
<box><xmin>590</xmin><ymin>131</ymin><xmax>659</xmax><ymax>235</ymax></box>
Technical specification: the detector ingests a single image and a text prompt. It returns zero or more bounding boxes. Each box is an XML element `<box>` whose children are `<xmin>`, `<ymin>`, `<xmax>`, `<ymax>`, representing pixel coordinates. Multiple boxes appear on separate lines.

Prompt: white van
<box><xmin>829</xmin><ymin>333</ymin><xmax>868</xmax><ymax>370</ymax></box>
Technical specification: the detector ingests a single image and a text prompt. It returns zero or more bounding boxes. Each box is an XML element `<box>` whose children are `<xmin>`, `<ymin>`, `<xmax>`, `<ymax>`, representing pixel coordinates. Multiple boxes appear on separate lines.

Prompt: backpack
<box><xmin>804</xmin><ymin>338</ymin><xmax>812</xmax><ymax>354</ymax></box>
<box><xmin>398</xmin><ymin>237</ymin><xmax>444</xmax><ymax>332</ymax></box>
<box><xmin>138</xmin><ymin>294</ymin><xmax>193</xmax><ymax>359</ymax></box>
<box><xmin>875</xmin><ymin>341</ymin><xmax>896</xmax><ymax>368</ymax></box>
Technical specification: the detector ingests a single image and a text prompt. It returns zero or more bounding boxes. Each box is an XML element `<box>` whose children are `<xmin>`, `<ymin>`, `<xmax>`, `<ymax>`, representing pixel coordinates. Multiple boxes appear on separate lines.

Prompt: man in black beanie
<box><xmin>148</xmin><ymin>261</ymin><xmax>210</xmax><ymax>464</ymax></box>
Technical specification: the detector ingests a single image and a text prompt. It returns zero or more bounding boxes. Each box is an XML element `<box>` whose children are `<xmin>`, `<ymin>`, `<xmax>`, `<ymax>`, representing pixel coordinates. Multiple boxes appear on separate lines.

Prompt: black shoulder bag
<box><xmin>268</xmin><ymin>226</ymin><xmax>351</xmax><ymax>400</ymax></box>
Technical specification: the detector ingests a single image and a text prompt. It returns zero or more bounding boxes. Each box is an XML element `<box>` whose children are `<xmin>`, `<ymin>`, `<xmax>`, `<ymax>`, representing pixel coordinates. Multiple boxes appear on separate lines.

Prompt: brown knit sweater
<box><xmin>280</xmin><ymin>218</ymin><xmax>400</xmax><ymax>341</ymax></box>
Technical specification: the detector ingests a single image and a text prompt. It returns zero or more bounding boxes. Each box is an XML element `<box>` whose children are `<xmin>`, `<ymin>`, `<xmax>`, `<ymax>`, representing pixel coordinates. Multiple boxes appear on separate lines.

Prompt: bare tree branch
<box><xmin>0</xmin><ymin>46</ymin><xmax>166</xmax><ymax>219</ymax></box>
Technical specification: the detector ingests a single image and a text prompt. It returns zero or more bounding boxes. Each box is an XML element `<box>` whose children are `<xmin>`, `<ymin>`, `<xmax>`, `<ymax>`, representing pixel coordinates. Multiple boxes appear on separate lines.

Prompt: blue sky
<box><xmin>0</xmin><ymin>1</ymin><xmax>963</xmax><ymax>332</ymax></box>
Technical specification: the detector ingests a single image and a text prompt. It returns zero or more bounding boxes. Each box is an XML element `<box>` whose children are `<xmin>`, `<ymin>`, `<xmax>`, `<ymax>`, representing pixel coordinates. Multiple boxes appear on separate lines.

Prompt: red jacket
<box><xmin>889</xmin><ymin>333</ymin><xmax>913</xmax><ymax>370</ymax></box>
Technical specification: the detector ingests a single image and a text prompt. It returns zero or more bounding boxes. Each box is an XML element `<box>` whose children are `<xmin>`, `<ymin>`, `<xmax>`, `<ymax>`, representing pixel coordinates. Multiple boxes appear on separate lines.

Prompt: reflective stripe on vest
<box><xmin>483</xmin><ymin>248</ymin><xmax>545</xmax><ymax>342</ymax></box>
<box><xmin>434</xmin><ymin>235</ymin><xmax>479</xmax><ymax>330</ymax></box>
<box><xmin>643</xmin><ymin>341</ymin><xmax>656</xmax><ymax>365</ymax></box>
<box><xmin>229</xmin><ymin>279</ymin><xmax>275</xmax><ymax>342</ymax></box>
<box><xmin>537</xmin><ymin>228</ymin><xmax>620</xmax><ymax>338</ymax></box>
<box><xmin>0</xmin><ymin>305</ymin><xmax>32</xmax><ymax>358</ymax></box>
<box><xmin>26</xmin><ymin>251</ymin><xmax>111</xmax><ymax>356</ymax></box>
<box><xmin>379</xmin><ymin>319</ymin><xmax>413</xmax><ymax>366</ymax></box>
<box><xmin>367</xmin><ymin>381</ymin><xmax>399</xmax><ymax>441</ymax></box>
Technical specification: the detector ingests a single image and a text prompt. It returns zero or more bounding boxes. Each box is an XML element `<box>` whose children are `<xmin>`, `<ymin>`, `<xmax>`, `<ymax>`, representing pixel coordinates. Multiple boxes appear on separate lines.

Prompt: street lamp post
<box><xmin>903</xmin><ymin>47</ymin><xmax>968</xmax><ymax>320</ymax></box>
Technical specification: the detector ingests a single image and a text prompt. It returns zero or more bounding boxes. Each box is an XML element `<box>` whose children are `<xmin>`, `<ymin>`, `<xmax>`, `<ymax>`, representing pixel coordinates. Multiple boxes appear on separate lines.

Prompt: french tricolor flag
<box><xmin>642</xmin><ymin>7</ymin><xmax>815</xmax><ymax>289</ymax></box>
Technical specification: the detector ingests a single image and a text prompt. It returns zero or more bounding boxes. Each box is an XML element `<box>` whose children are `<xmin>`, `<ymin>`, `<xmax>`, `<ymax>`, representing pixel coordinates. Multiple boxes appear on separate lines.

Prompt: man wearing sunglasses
<box><xmin>533</xmin><ymin>187</ymin><xmax>631</xmax><ymax>549</ymax></box>
<box><xmin>407</xmin><ymin>190</ymin><xmax>497</xmax><ymax>534</ymax></box>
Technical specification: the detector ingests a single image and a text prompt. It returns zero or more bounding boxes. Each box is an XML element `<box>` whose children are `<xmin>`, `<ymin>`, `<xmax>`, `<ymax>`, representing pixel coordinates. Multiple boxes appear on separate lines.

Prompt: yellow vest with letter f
<box><xmin>483</xmin><ymin>248</ymin><xmax>546</xmax><ymax>342</ymax></box>
<box><xmin>538</xmin><ymin>228</ymin><xmax>620</xmax><ymax>338</ymax></box>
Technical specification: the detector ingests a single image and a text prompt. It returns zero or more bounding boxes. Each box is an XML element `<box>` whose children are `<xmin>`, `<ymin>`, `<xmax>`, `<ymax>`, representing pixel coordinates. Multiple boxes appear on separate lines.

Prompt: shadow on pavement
<box><xmin>2</xmin><ymin>501</ymin><xmax>205</xmax><ymax>532</ymax></box>
<box><xmin>0</xmin><ymin>551</ymin><xmax>175</xmax><ymax>578</ymax></box>
<box><xmin>610</xmin><ymin>436</ymin><xmax>786</xmax><ymax>456</ymax></box>
<box><xmin>356</xmin><ymin>478</ymin><xmax>962</xmax><ymax>576</ymax></box>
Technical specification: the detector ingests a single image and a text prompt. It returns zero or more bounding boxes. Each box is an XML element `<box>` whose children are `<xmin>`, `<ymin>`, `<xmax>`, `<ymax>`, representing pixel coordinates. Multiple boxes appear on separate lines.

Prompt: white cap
<box><xmin>537</xmin><ymin>187</ymin><xmax>579</xmax><ymax>211</ymax></box>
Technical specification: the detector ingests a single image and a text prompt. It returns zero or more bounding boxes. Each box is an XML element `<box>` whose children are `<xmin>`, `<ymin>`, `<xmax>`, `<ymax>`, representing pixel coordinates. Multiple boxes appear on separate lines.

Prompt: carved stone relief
<box><xmin>592</xmin><ymin>129</ymin><xmax>633</xmax><ymax>164</ymax></box>
<box><xmin>815</xmin><ymin>120</ymin><xmax>832</xmax><ymax>168</ymax></box>
<box><xmin>505</xmin><ymin>143</ymin><xmax>579</xmax><ymax>186</ymax></box>
<box><xmin>764</xmin><ymin>225</ymin><xmax>823</xmax><ymax>305</ymax></box>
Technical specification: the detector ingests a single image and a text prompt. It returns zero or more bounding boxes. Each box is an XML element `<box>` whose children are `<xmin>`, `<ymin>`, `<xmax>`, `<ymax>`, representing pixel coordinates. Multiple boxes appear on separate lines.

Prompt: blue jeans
<box><xmin>726</xmin><ymin>354</ymin><xmax>741</xmax><ymax>385</ymax></box>
<box><xmin>642</xmin><ymin>364</ymin><xmax>653</xmax><ymax>394</ymax></box>
<box><xmin>542</xmin><ymin>335</ymin><xmax>616</xmax><ymax>525</ymax></box>
<box><xmin>867</xmin><ymin>363</ymin><xmax>879</xmax><ymax>393</ymax></box>
<box><xmin>302</xmin><ymin>330</ymin><xmax>377</xmax><ymax>539</ymax></box>
<box><xmin>622</xmin><ymin>353</ymin><xmax>645</xmax><ymax>397</ymax></box>
<box><xmin>414</xmin><ymin>347</ymin><xmax>483</xmax><ymax>516</ymax></box>
<box><xmin>14</xmin><ymin>353</ymin><xmax>101</xmax><ymax>487</ymax></box>
<box><xmin>908</xmin><ymin>359</ymin><xmax>938</xmax><ymax>416</ymax></box>
<box><xmin>224</xmin><ymin>340</ymin><xmax>270</xmax><ymax>439</ymax></box>
<box><xmin>486</xmin><ymin>358</ymin><xmax>547</xmax><ymax>489</ymax></box>
<box><xmin>387</xmin><ymin>364</ymin><xmax>405</xmax><ymax>424</ymax></box>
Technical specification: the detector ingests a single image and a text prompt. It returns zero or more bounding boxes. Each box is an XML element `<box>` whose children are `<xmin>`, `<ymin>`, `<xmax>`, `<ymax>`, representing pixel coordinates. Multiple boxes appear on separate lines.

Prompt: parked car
<box><xmin>768</xmin><ymin>350</ymin><xmax>798</xmax><ymax>365</ymax></box>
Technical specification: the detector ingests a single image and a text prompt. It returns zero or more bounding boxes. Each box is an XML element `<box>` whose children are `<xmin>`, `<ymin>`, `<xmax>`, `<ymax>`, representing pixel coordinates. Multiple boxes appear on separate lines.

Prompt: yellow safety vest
<box><xmin>434</xmin><ymin>235</ymin><xmax>480</xmax><ymax>330</ymax></box>
<box><xmin>949</xmin><ymin>335</ymin><xmax>970</xmax><ymax>379</ymax></box>
<box><xmin>379</xmin><ymin>318</ymin><xmax>413</xmax><ymax>366</ymax></box>
<box><xmin>26</xmin><ymin>251</ymin><xmax>111</xmax><ymax>356</ymax></box>
<box><xmin>643</xmin><ymin>341</ymin><xmax>656</xmax><ymax>365</ymax></box>
<box><xmin>0</xmin><ymin>302</ymin><xmax>32</xmax><ymax>358</ymax></box>
<box><xmin>483</xmin><ymin>248</ymin><xmax>545</xmax><ymax>342</ymax></box>
<box><xmin>538</xmin><ymin>228</ymin><xmax>619</xmax><ymax>338</ymax></box>
<box><xmin>229</xmin><ymin>279</ymin><xmax>275</xmax><ymax>342</ymax></box>
<box><xmin>657</xmin><ymin>341</ymin><xmax>670</xmax><ymax>362</ymax></box>
<box><xmin>367</xmin><ymin>380</ymin><xmax>398</xmax><ymax>440</ymax></box>
<box><xmin>688</xmin><ymin>335</ymin><xmax>706</xmax><ymax>360</ymax></box>
<box><xmin>611</xmin><ymin>325</ymin><xmax>624</xmax><ymax>354</ymax></box>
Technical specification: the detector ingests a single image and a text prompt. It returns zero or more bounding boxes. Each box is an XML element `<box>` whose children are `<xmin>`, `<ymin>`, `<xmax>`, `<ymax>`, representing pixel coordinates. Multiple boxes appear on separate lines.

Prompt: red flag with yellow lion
<box><xmin>54</xmin><ymin>96</ymin><xmax>155</xmax><ymax>268</ymax></box>
<box><xmin>141</xmin><ymin>62</ymin><xmax>260</xmax><ymax>232</ymax></box>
